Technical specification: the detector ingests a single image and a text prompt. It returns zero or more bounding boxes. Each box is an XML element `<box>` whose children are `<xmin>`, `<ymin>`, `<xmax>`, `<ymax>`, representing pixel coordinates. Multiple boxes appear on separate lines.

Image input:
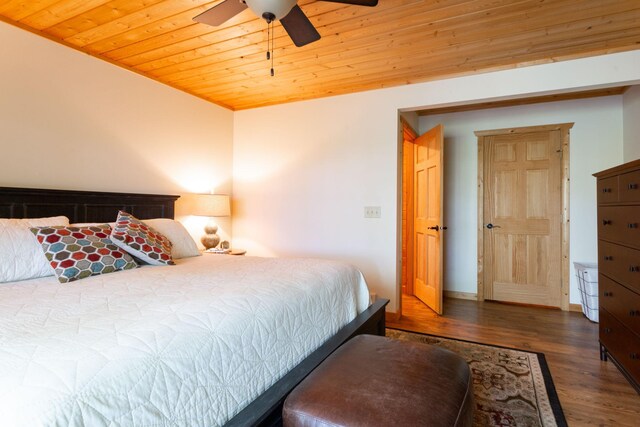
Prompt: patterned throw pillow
<box><xmin>30</xmin><ymin>224</ymin><xmax>138</xmax><ymax>283</ymax></box>
<box><xmin>110</xmin><ymin>211</ymin><xmax>174</xmax><ymax>266</ymax></box>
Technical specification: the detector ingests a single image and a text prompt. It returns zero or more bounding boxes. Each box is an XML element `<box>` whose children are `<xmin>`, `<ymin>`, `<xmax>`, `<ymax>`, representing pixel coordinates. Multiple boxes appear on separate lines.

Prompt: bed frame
<box><xmin>0</xmin><ymin>186</ymin><xmax>178</xmax><ymax>222</ymax></box>
<box><xmin>0</xmin><ymin>186</ymin><xmax>389</xmax><ymax>427</ymax></box>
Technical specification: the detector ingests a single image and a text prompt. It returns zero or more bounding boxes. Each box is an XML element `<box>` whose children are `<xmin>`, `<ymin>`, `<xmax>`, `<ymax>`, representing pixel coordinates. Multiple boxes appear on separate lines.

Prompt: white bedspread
<box><xmin>0</xmin><ymin>255</ymin><xmax>369</xmax><ymax>426</ymax></box>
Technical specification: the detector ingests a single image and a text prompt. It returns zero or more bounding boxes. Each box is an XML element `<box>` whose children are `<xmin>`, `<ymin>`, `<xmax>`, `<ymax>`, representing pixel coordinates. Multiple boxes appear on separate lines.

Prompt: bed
<box><xmin>0</xmin><ymin>187</ymin><xmax>388</xmax><ymax>426</ymax></box>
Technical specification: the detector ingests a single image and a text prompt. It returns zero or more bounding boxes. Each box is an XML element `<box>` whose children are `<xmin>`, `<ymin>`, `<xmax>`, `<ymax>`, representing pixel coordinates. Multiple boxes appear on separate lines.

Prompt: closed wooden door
<box><xmin>413</xmin><ymin>124</ymin><xmax>444</xmax><ymax>314</ymax></box>
<box><xmin>481</xmin><ymin>127</ymin><xmax>564</xmax><ymax>307</ymax></box>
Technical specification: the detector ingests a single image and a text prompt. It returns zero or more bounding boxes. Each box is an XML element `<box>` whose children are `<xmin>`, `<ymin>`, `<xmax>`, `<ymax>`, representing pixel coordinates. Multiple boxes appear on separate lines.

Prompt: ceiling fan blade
<box><xmin>193</xmin><ymin>0</ymin><xmax>248</xmax><ymax>26</ymax></box>
<box><xmin>280</xmin><ymin>5</ymin><xmax>321</xmax><ymax>47</ymax></box>
<box><xmin>321</xmin><ymin>0</ymin><xmax>378</xmax><ymax>6</ymax></box>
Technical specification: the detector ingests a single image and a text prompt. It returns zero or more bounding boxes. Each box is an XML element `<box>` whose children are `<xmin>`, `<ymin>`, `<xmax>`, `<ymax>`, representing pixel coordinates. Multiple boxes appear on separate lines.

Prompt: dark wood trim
<box><xmin>225</xmin><ymin>299</ymin><xmax>389</xmax><ymax>427</ymax></box>
<box><xmin>0</xmin><ymin>187</ymin><xmax>179</xmax><ymax>222</ymax></box>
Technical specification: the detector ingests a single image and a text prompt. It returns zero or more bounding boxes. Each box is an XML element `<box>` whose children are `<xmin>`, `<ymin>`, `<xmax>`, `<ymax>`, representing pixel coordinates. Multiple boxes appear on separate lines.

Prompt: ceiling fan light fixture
<box><xmin>194</xmin><ymin>0</ymin><xmax>378</xmax><ymax>49</ymax></box>
<box><xmin>245</xmin><ymin>0</ymin><xmax>297</xmax><ymax>21</ymax></box>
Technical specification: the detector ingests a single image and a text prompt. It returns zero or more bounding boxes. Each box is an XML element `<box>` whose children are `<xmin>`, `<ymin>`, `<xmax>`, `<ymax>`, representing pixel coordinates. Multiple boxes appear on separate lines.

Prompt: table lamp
<box><xmin>192</xmin><ymin>194</ymin><xmax>231</xmax><ymax>250</ymax></box>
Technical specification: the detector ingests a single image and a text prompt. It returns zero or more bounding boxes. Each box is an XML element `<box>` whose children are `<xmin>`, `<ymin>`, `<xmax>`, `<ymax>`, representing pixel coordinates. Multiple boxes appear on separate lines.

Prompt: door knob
<box><xmin>427</xmin><ymin>225</ymin><xmax>440</xmax><ymax>231</ymax></box>
<box><xmin>486</xmin><ymin>223</ymin><xmax>500</xmax><ymax>229</ymax></box>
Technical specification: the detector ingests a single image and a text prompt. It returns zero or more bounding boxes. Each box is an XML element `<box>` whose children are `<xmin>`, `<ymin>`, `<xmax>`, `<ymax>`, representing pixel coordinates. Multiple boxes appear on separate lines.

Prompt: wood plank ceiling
<box><xmin>1</xmin><ymin>0</ymin><xmax>639</xmax><ymax>111</ymax></box>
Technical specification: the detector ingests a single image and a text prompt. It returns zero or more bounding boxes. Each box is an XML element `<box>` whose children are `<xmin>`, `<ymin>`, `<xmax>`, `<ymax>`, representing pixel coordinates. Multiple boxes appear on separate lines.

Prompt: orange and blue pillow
<box><xmin>30</xmin><ymin>224</ymin><xmax>137</xmax><ymax>283</ymax></box>
<box><xmin>110</xmin><ymin>211</ymin><xmax>174</xmax><ymax>266</ymax></box>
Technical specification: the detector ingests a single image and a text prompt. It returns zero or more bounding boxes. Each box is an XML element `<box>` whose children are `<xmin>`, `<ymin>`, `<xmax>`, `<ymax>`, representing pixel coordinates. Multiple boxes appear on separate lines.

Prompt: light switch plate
<box><xmin>364</xmin><ymin>206</ymin><xmax>381</xmax><ymax>218</ymax></box>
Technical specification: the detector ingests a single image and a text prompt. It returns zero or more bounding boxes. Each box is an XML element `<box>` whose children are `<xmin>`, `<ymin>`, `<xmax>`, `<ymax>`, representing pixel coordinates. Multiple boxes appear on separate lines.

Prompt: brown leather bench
<box><xmin>283</xmin><ymin>334</ymin><xmax>474</xmax><ymax>427</ymax></box>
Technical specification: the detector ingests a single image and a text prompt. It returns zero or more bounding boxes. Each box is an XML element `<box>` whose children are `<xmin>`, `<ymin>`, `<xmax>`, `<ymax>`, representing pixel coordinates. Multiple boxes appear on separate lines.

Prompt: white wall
<box><xmin>234</xmin><ymin>50</ymin><xmax>640</xmax><ymax>312</ymax></box>
<box><xmin>0</xmin><ymin>21</ymin><xmax>234</xmax><ymax>243</ymax></box>
<box><xmin>419</xmin><ymin>97</ymin><xmax>623</xmax><ymax>305</ymax></box>
<box><xmin>623</xmin><ymin>85</ymin><xmax>640</xmax><ymax>162</ymax></box>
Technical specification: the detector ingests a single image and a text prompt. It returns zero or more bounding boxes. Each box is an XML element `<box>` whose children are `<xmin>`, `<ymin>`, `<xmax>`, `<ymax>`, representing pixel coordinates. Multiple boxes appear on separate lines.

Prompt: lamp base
<box><xmin>201</xmin><ymin>222</ymin><xmax>221</xmax><ymax>250</ymax></box>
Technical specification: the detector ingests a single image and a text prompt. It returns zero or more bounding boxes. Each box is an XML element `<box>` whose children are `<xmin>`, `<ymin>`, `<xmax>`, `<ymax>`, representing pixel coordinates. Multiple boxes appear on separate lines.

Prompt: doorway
<box><xmin>476</xmin><ymin>123</ymin><xmax>572</xmax><ymax>310</ymax></box>
<box><xmin>401</xmin><ymin>120</ymin><xmax>445</xmax><ymax>315</ymax></box>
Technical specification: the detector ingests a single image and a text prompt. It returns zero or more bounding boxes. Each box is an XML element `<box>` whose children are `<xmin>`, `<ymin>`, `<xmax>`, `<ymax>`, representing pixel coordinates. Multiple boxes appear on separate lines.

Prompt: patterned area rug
<box><xmin>386</xmin><ymin>328</ymin><xmax>567</xmax><ymax>427</ymax></box>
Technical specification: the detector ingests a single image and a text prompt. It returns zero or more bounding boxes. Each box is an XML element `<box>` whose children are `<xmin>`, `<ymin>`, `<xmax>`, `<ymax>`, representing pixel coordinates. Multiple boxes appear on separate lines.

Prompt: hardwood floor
<box><xmin>387</xmin><ymin>295</ymin><xmax>640</xmax><ymax>426</ymax></box>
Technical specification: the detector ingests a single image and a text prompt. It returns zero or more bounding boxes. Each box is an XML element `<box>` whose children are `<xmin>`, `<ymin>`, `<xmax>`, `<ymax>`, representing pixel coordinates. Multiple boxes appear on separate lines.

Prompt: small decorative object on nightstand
<box><xmin>192</xmin><ymin>194</ymin><xmax>230</xmax><ymax>250</ymax></box>
<box><xmin>202</xmin><ymin>248</ymin><xmax>246</xmax><ymax>256</ymax></box>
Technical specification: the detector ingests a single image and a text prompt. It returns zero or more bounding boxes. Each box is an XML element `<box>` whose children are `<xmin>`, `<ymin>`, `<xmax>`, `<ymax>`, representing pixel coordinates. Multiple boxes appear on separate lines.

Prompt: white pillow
<box><xmin>143</xmin><ymin>218</ymin><xmax>201</xmax><ymax>259</ymax></box>
<box><xmin>0</xmin><ymin>216</ymin><xmax>70</xmax><ymax>283</ymax></box>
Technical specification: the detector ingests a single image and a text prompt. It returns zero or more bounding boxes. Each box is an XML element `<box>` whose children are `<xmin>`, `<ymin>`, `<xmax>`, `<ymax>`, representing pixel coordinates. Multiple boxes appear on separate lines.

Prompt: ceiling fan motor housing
<box><xmin>245</xmin><ymin>0</ymin><xmax>297</xmax><ymax>21</ymax></box>
<box><xmin>262</xmin><ymin>12</ymin><xmax>276</xmax><ymax>23</ymax></box>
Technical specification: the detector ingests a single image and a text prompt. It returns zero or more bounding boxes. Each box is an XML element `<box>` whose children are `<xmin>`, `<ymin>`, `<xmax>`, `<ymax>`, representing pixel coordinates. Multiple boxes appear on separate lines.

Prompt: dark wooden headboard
<box><xmin>0</xmin><ymin>187</ymin><xmax>179</xmax><ymax>222</ymax></box>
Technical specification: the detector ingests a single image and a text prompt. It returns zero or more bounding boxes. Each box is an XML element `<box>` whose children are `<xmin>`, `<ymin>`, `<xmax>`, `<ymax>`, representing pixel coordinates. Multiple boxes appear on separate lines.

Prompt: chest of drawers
<box><xmin>594</xmin><ymin>159</ymin><xmax>640</xmax><ymax>393</ymax></box>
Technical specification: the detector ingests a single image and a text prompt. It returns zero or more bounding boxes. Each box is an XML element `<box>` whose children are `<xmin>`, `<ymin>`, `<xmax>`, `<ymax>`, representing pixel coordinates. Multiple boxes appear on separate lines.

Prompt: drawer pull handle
<box><xmin>628</xmin><ymin>223</ymin><xmax>638</xmax><ymax>229</ymax></box>
<box><xmin>602</xmin><ymin>219</ymin><xmax>612</xmax><ymax>226</ymax></box>
<box><xmin>604</xmin><ymin>327</ymin><xmax>612</xmax><ymax>334</ymax></box>
<box><xmin>602</xmin><ymin>188</ymin><xmax>612</xmax><ymax>193</ymax></box>
<box><xmin>630</xmin><ymin>310</ymin><xmax>639</xmax><ymax>317</ymax></box>
<box><xmin>603</xmin><ymin>291</ymin><xmax>612</xmax><ymax>297</ymax></box>
<box><xmin>629</xmin><ymin>183</ymin><xmax>638</xmax><ymax>190</ymax></box>
<box><xmin>604</xmin><ymin>256</ymin><xmax>613</xmax><ymax>261</ymax></box>
<box><xmin>630</xmin><ymin>266</ymin><xmax>640</xmax><ymax>273</ymax></box>
<box><xmin>631</xmin><ymin>353</ymin><xmax>639</xmax><ymax>360</ymax></box>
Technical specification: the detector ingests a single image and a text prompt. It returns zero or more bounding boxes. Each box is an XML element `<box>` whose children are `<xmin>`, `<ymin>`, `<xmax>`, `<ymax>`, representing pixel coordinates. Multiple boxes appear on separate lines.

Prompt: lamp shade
<box><xmin>192</xmin><ymin>194</ymin><xmax>231</xmax><ymax>217</ymax></box>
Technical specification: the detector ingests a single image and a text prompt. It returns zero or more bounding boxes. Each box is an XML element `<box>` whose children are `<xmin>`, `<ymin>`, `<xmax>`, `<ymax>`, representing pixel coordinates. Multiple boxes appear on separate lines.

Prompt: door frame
<box><xmin>395</xmin><ymin>116</ymin><xmax>420</xmax><ymax>321</ymax></box>
<box><xmin>401</xmin><ymin>118</ymin><xmax>417</xmax><ymax>297</ymax></box>
<box><xmin>475</xmin><ymin>123</ymin><xmax>573</xmax><ymax>311</ymax></box>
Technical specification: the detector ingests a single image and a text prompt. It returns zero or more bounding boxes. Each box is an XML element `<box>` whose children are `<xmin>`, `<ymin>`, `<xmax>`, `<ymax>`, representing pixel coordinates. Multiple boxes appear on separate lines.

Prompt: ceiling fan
<box><xmin>194</xmin><ymin>0</ymin><xmax>379</xmax><ymax>48</ymax></box>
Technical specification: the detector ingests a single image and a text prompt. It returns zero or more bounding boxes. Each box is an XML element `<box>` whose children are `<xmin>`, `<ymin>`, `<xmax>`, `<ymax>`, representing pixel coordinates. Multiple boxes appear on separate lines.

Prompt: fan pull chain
<box><xmin>270</xmin><ymin>21</ymin><xmax>275</xmax><ymax>77</ymax></box>
<box><xmin>262</xmin><ymin>13</ymin><xmax>275</xmax><ymax>77</ymax></box>
<box><xmin>266</xmin><ymin>20</ymin><xmax>270</xmax><ymax>60</ymax></box>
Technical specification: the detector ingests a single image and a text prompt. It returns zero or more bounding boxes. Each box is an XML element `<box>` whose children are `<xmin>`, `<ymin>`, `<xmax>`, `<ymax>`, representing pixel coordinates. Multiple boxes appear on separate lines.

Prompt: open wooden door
<box><xmin>413</xmin><ymin>124</ymin><xmax>444</xmax><ymax>314</ymax></box>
